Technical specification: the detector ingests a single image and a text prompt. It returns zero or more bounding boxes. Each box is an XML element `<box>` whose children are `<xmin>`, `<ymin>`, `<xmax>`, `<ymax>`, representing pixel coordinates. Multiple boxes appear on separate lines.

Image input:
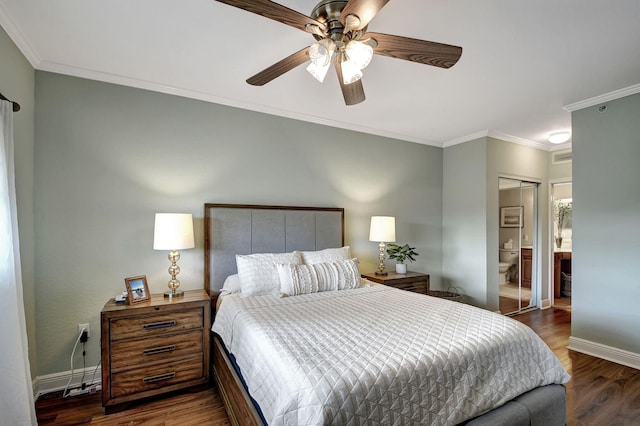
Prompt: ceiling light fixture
<box><xmin>340</xmin><ymin>40</ymin><xmax>373</xmax><ymax>84</ymax></box>
<box><xmin>344</xmin><ymin>40</ymin><xmax>373</xmax><ymax>70</ymax></box>
<box><xmin>340</xmin><ymin>52</ymin><xmax>364</xmax><ymax>84</ymax></box>
<box><xmin>306</xmin><ymin>39</ymin><xmax>336</xmax><ymax>83</ymax></box>
<box><xmin>307</xmin><ymin>38</ymin><xmax>374</xmax><ymax>86</ymax></box>
<box><xmin>548</xmin><ymin>132</ymin><xmax>571</xmax><ymax>144</ymax></box>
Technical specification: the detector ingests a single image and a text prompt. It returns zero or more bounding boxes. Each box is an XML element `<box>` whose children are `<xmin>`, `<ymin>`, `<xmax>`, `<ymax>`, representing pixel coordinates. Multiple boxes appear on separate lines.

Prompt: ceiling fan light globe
<box><xmin>341</xmin><ymin>59</ymin><xmax>363</xmax><ymax>84</ymax></box>
<box><xmin>308</xmin><ymin>42</ymin><xmax>329</xmax><ymax>65</ymax></box>
<box><xmin>307</xmin><ymin>61</ymin><xmax>331</xmax><ymax>83</ymax></box>
<box><xmin>309</xmin><ymin>39</ymin><xmax>336</xmax><ymax>67</ymax></box>
<box><xmin>345</xmin><ymin>40</ymin><xmax>373</xmax><ymax>69</ymax></box>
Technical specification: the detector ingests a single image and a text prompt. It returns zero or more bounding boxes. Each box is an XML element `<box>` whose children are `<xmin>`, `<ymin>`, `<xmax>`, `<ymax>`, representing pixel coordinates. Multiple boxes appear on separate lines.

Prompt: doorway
<box><xmin>498</xmin><ymin>178</ymin><xmax>539</xmax><ymax>315</ymax></box>
<box><xmin>551</xmin><ymin>181</ymin><xmax>572</xmax><ymax>309</ymax></box>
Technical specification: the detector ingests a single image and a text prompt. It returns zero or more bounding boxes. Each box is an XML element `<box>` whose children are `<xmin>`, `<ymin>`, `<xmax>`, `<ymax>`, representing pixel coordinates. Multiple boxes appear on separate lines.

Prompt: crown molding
<box><xmin>564</xmin><ymin>83</ymin><xmax>640</xmax><ymax>112</ymax></box>
<box><xmin>487</xmin><ymin>130</ymin><xmax>550</xmax><ymax>150</ymax></box>
<box><xmin>441</xmin><ymin>130</ymin><xmax>489</xmax><ymax>147</ymax></box>
<box><xmin>0</xmin><ymin>4</ymin><xmax>40</xmax><ymax>68</ymax></box>
<box><xmin>442</xmin><ymin>130</ymin><xmax>553</xmax><ymax>151</ymax></box>
<box><xmin>549</xmin><ymin>142</ymin><xmax>572</xmax><ymax>152</ymax></box>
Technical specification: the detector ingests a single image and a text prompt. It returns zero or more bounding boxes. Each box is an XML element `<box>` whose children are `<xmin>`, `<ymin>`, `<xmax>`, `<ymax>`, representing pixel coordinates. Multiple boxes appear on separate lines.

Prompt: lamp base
<box><xmin>375</xmin><ymin>270</ymin><xmax>388</xmax><ymax>276</ymax></box>
<box><xmin>164</xmin><ymin>289</ymin><xmax>184</xmax><ymax>298</ymax></box>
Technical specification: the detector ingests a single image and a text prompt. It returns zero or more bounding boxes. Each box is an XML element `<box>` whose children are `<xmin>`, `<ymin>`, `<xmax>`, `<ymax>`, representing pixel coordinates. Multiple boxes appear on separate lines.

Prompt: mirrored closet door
<box><xmin>498</xmin><ymin>178</ymin><xmax>539</xmax><ymax>315</ymax></box>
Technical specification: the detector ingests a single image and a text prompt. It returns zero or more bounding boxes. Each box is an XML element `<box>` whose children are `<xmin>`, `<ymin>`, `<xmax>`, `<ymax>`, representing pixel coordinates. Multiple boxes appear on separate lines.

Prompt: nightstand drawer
<box><xmin>109</xmin><ymin>309</ymin><xmax>203</xmax><ymax>341</ymax></box>
<box><xmin>110</xmin><ymin>356</ymin><xmax>203</xmax><ymax>398</ymax></box>
<box><xmin>391</xmin><ymin>281</ymin><xmax>428</xmax><ymax>294</ymax></box>
<box><xmin>111</xmin><ymin>329</ymin><xmax>203</xmax><ymax>372</ymax></box>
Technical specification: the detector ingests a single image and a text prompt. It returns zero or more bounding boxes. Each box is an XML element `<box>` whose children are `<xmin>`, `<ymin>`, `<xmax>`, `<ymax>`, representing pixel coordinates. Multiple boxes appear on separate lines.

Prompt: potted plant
<box><xmin>386</xmin><ymin>243</ymin><xmax>419</xmax><ymax>274</ymax></box>
<box><xmin>554</xmin><ymin>200</ymin><xmax>572</xmax><ymax>249</ymax></box>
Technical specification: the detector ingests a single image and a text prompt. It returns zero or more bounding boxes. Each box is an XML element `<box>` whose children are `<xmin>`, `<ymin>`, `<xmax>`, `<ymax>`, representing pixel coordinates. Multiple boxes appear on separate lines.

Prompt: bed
<box><xmin>204</xmin><ymin>204</ymin><xmax>570</xmax><ymax>425</ymax></box>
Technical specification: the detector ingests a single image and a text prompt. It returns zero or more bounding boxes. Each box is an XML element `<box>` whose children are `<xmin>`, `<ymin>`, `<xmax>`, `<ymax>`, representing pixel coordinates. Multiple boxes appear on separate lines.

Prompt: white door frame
<box><xmin>548</xmin><ymin>178</ymin><xmax>572</xmax><ymax>308</ymax></box>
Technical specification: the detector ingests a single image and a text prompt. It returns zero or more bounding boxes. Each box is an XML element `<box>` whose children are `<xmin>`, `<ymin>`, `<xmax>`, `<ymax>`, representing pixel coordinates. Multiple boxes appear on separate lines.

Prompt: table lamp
<box><xmin>369</xmin><ymin>216</ymin><xmax>396</xmax><ymax>276</ymax></box>
<box><xmin>153</xmin><ymin>213</ymin><xmax>195</xmax><ymax>297</ymax></box>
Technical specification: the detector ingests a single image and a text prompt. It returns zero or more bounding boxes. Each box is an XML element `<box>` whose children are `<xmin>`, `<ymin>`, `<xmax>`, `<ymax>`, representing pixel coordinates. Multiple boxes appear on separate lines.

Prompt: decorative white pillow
<box><xmin>236</xmin><ymin>252</ymin><xmax>302</xmax><ymax>297</ymax></box>
<box><xmin>277</xmin><ymin>258</ymin><xmax>361</xmax><ymax>297</ymax></box>
<box><xmin>220</xmin><ymin>274</ymin><xmax>242</xmax><ymax>296</ymax></box>
<box><xmin>297</xmin><ymin>246</ymin><xmax>351</xmax><ymax>265</ymax></box>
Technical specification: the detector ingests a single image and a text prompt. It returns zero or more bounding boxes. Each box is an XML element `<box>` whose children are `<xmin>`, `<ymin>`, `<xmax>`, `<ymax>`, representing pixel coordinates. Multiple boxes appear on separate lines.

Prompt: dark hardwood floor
<box><xmin>35</xmin><ymin>308</ymin><xmax>640</xmax><ymax>425</ymax></box>
<box><xmin>36</xmin><ymin>387</ymin><xmax>231</xmax><ymax>426</ymax></box>
<box><xmin>515</xmin><ymin>308</ymin><xmax>640</xmax><ymax>425</ymax></box>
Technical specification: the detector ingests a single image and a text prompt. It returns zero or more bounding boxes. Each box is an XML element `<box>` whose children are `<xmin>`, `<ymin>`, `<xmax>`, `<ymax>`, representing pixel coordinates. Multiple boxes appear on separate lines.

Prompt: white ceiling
<box><xmin>2</xmin><ymin>0</ymin><xmax>640</xmax><ymax>149</ymax></box>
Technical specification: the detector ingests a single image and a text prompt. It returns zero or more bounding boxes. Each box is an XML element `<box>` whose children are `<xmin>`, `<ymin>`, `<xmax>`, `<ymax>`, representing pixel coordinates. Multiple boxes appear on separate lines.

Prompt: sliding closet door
<box><xmin>498</xmin><ymin>178</ymin><xmax>539</xmax><ymax>315</ymax></box>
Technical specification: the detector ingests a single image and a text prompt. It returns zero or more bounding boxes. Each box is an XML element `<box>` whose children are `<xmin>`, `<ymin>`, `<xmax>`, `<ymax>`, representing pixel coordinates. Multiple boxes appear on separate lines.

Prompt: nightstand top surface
<box><xmin>362</xmin><ymin>271</ymin><xmax>429</xmax><ymax>284</ymax></box>
<box><xmin>102</xmin><ymin>289</ymin><xmax>209</xmax><ymax>312</ymax></box>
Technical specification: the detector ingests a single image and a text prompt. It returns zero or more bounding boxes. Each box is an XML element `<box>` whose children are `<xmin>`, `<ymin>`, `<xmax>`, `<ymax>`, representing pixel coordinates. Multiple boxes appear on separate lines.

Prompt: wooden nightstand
<box><xmin>361</xmin><ymin>271</ymin><xmax>430</xmax><ymax>294</ymax></box>
<box><xmin>101</xmin><ymin>289</ymin><xmax>210</xmax><ymax>413</ymax></box>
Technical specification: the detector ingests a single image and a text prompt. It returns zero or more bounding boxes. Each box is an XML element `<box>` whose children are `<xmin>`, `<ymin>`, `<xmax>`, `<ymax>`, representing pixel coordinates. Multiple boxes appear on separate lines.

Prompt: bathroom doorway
<box><xmin>551</xmin><ymin>181</ymin><xmax>572</xmax><ymax>309</ymax></box>
<box><xmin>498</xmin><ymin>178</ymin><xmax>539</xmax><ymax>315</ymax></box>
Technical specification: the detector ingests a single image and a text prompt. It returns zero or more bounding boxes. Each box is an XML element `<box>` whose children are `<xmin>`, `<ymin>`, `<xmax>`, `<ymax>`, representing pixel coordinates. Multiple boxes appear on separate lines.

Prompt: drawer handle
<box><xmin>143</xmin><ymin>345</ymin><xmax>176</xmax><ymax>356</ymax></box>
<box><xmin>143</xmin><ymin>320</ymin><xmax>176</xmax><ymax>330</ymax></box>
<box><xmin>143</xmin><ymin>372</ymin><xmax>176</xmax><ymax>383</ymax></box>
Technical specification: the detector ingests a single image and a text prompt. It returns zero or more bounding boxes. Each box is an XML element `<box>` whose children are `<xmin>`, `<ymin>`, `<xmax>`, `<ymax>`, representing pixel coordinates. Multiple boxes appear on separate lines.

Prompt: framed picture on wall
<box><xmin>500</xmin><ymin>206</ymin><xmax>524</xmax><ymax>228</ymax></box>
<box><xmin>125</xmin><ymin>275</ymin><xmax>151</xmax><ymax>304</ymax></box>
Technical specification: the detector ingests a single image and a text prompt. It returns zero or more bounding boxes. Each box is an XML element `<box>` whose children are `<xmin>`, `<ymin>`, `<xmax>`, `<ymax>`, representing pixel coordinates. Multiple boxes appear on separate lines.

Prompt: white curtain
<box><xmin>0</xmin><ymin>100</ymin><xmax>37</xmax><ymax>425</ymax></box>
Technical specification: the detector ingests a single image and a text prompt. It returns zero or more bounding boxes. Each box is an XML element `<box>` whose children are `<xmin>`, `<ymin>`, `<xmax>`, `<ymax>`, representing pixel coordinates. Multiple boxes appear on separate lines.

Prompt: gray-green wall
<box><xmin>0</xmin><ymin>25</ymin><xmax>37</xmax><ymax>376</ymax></box>
<box><xmin>442</xmin><ymin>138</ymin><xmax>489</xmax><ymax>306</ymax></box>
<box><xmin>443</xmin><ymin>137</ymin><xmax>550</xmax><ymax>312</ymax></box>
<box><xmin>572</xmin><ymin>93</ymin><xmax>640</xmax><ymax>354</ymax></box>
<box><xmin>33</xmin><ymin>71</ymin><xmax>443</xmax><ymax>375</ymax></box>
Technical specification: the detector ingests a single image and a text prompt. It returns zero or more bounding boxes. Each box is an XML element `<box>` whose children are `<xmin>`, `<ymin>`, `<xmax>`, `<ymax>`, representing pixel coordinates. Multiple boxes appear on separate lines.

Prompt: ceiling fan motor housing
<box><xmin>310</xmin><ymin>0</ymin><xmax>367</xmax><ymax>43</ymax></box>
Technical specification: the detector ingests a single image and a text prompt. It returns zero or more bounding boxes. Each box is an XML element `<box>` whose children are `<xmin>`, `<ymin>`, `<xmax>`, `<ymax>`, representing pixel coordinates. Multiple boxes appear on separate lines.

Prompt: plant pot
<box><xmin>395</xmin><ymin>263</ymin><xmax>407</xmax><ymax>274</ymax></box>
<box><xmin>555</xmin><ymin>237</ymin><xmax>563</xmax><ymax>249</ymax></box>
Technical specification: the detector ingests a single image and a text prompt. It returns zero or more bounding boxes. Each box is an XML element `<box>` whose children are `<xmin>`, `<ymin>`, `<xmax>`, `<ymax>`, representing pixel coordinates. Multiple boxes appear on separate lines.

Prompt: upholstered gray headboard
<box><xmin>204</xmin><ymin>204</ymin><xmax>344</xmax><ymax>293</ymax></box>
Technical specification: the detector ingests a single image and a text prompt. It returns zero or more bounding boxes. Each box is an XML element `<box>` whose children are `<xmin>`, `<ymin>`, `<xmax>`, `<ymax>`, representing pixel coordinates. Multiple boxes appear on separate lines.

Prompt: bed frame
<box><xmin>204</xmin><ymin>203</ymin><xmax>566</xmax><ymax>426</ymax></box>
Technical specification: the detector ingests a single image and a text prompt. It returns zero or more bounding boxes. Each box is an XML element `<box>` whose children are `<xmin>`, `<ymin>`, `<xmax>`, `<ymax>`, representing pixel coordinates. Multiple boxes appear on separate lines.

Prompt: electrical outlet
<box><xmin>78</xmin><ymin>323</ymin><xmax>90</xmax><ymax>338</ymax></box>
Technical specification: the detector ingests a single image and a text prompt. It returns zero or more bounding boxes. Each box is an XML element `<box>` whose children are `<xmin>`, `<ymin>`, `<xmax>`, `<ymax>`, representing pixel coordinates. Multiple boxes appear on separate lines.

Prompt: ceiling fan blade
<box><xmin>366</xmin><ymin>32</ymin><xmax>462</xmax><ymax>69</ymax></box>
<box><xmin>214</xmin><ymin>0</ymin><xmax>326</xmax><ymax>33</ymax></box>
<box><xmin>333</xmin><ymin>55</ymin><xmax>366</xmax><ymax>106</ymax></box>
<box><xmin>341</xmin><ymin>0</ymin><xmax>390</xmax><ymax>31</ymax></box>
<box><xmin>246</xmin><ymin>47</ymin><xmax>310</xmax><ymax>86</ymax></box>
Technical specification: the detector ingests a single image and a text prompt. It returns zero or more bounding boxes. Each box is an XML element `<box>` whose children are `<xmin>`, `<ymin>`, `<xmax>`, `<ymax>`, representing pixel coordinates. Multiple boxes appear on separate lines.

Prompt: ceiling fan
<box><xmin>215</xmin><ymin>0</ymin><xmax>463</xmax><ymax>105</ymax></box>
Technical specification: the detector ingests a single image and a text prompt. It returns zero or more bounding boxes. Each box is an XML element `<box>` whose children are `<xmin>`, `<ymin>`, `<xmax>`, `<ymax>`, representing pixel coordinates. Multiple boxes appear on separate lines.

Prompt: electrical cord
<box><xmin>79</xmin><ymin>341</ymin><xmax>86</xmax><ymax>389</ymax></box>
<box><xmin>62</xmin><ymin>328</ymin><xmax>85</xmax><ymax>398</ymax></box>
<box><xmin>88</xmin><ymin>359</ymin><xmax>101</xmax><ymax>387</ymax></box>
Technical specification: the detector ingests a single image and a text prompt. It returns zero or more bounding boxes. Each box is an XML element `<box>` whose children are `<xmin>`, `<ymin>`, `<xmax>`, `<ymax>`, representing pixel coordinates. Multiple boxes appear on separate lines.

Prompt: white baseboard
<box><xmin>33</xmin><ymin>365</ymin><xmax>102</xmax><ymax>399</ymax></box>
<box><xmin>540</xmin><ymin>298</ymin><xmax>551</xmax><ymax>309</ymax></box>
<box><xmin>568</xmin><ymin>337</ymin><xmax>640</xmax><ymax>371</ymax></box>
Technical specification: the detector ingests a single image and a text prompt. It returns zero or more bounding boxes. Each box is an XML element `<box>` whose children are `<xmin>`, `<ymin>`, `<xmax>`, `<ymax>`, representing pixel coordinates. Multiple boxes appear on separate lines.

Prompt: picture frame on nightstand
<box><xmin>124</xmin><ymin>275</ymin><xmax>150</xmax><ymax>304</ymax></box>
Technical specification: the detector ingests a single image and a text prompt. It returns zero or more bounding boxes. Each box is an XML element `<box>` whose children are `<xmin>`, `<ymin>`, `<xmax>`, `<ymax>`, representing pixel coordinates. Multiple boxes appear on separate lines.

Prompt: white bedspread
<box><xmin>212</xmin><ymin>284</ymin><xmax>570</xmax><ymax>425</ymax></box>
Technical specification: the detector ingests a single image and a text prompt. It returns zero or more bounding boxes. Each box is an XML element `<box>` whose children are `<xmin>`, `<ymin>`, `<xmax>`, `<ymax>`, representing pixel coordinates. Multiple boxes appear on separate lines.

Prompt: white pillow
<box><xmin>236</xmin><ymin>252</ymin><xmax>302</xmax><ymax>297</ymax></box>
<box><xmin>220</xmin><ymin>274</ymin><xmax>242</xmax><ymax>296</ymax></box>
<box><xmin>277</xmin><ymin>258</ymin><xmax>361</xmax><ymax>297</ymax></box>
<box><xmin>297</xmin><ymin>246</ymin><xmax>351</xmax><ymax>264</ymax></box>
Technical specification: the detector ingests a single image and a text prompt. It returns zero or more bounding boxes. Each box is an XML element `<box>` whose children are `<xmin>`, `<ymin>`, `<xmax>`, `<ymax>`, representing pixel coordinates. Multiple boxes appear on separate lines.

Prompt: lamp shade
<box><xmin>153</xmin><ymin>213</ymin><xmax>195</xmax><ymax>250</ymax></box>
<box><xmin>369</xmin><ymin>216</ymin><xmax>396</xmax><ymax>242</ymax></box>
